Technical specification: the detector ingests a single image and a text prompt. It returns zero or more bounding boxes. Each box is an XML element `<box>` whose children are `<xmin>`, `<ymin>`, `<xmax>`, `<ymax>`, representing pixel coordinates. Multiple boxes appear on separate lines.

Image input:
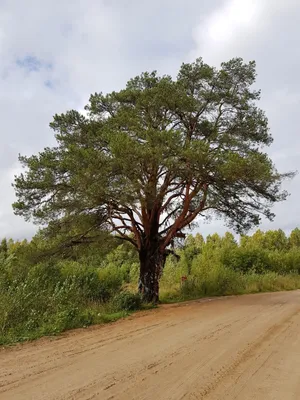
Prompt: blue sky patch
<box><xmin>44</xmin><ymin>80</ymin><xmax>54</xmax><ymax>89</ymax></box>
<box><xmin>16</xmin><ymin>55</ymin><xmax>52</xmax><ymax>72</ymax></box>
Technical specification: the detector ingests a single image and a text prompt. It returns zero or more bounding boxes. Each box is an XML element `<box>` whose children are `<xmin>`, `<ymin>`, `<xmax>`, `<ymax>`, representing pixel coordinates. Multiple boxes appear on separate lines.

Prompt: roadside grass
<box><xmin>0</xmin><ymin>285</ymin><xmax>145</xmax><ymax>346</ymax></box>
<box><xmin>0</xmin><ymin>303</ymin><xmax>131</xmax><ymax>346</ymax></box>
<box><xmin>1</xmin><ymin>262</ymin><xmax>300</xmax><ymax>346</ymax></box>
<box><xmin>160</xmin><ymin>269</ymin><xmax>300</xmax><ymax>303</ymax></box>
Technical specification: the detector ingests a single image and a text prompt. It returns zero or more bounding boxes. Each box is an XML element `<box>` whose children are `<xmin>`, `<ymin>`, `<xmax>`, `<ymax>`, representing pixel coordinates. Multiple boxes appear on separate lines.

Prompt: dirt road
<box><xmin>1</xmin><ymin>291</ymin><xmax>300</xmax><ymax>400</ymax></box>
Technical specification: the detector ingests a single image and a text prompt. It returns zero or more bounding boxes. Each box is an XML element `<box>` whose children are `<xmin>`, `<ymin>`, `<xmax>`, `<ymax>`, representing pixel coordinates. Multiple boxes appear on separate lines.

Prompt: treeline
<box><xmin>160</xmin><ymin>228</ymin><xmax>300</xmax><ymax>301</ymax></box>
<box><xmin>178</xmin><ymin>228</ymin><xmax>300</xmax><ymax>276</ymax></box>
<box><xmin>1</xmin><ymin>228</ymin><xmax>300</xmax><ymax>344</ymax></box>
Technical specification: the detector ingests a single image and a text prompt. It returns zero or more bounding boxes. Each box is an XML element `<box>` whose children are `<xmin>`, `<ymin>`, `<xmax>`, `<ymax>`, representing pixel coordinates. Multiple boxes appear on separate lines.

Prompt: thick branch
<box><xmin>159</xmin><ymin>205</ymin><xmax>182</xmax><ymax>230</ymax></box>
<box><xmin>115</xmin><ymin>235</ymin><xmax>138</xmax><ymax>247</ymax></box>
<box><xmin>161</xmin><ymin>184</ymin><xmax>208</xmax><ymax>249</ymax></box>
<box><xmin>159</xmin><ymin>186</ymin><xmax>185</xmax><ymax>214</ymax></box>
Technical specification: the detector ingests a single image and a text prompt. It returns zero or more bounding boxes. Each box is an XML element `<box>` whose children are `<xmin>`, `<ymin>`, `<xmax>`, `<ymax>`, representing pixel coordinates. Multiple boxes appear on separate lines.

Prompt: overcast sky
<box><xmin>0</xmin><ymin>0</ymin><xmax>299</xmax><ymax>240</ymax></box>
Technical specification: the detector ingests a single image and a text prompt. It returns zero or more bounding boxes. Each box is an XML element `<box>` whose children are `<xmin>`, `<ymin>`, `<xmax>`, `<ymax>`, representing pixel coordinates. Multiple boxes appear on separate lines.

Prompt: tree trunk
<box><xmin>138</xmin><ymin>245</ymin><xmax>166</xmax><ymax>303</ymax></box>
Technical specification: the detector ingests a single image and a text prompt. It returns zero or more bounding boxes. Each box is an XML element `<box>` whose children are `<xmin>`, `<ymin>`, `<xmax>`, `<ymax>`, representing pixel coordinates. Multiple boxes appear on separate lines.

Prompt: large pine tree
<box><xmin>13</xmin><ymin>58</ymin><xmax>294</xmax><ymax>302</ymax></box>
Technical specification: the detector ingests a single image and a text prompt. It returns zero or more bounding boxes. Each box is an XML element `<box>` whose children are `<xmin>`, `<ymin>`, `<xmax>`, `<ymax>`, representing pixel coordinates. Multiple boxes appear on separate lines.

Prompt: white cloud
<box><xmin>204</xmin><ymin>0</ymin><xmax>260</xmax><ymax>44</ymax></box>
<box><xmin>191</xmin><ymin>0</ymin><xmax>264</xmax><ymax>66</ymax></box>
<box><xmin>191</xmin><ymin>0</ymin><xmax>300</xmax><ymax>65</ymax></box>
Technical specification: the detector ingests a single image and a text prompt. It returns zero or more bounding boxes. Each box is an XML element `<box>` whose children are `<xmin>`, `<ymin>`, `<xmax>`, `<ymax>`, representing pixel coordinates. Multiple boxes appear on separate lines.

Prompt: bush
<box><xmin>3</xmin><ymin>228</ymin><xmax>300</xmax><ymax>345</ymax></box>
<box><xmin>112</xmin><ymin>291</ymin><xmax>142</xmax><ymax>311</ymax></box>
<box><xmin>97</xmin><ymin>267</ymin><xmax>123</xmax><ymax>301</ymax></box>
<box><xmin>180</xmin><ymin>263</ymin><xmax>242</xmax><ymax>298</ymax></box>
<box><xmin>59</xmin><ymin>262</ymin><xmax>124</xmax><ymax>302</ymax></box>
<box><xmin>221</xmin><ymin>247</ymin><xmax>271</xmax><ymax>273</ymax></box>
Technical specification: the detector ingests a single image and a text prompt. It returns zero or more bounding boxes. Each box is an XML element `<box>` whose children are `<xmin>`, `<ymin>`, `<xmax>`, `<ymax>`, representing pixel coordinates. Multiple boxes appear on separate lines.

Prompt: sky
<box><xmin>0</xmin><ymin>0</ymin><xmax>300</xmax><ymax>240</ymax></box>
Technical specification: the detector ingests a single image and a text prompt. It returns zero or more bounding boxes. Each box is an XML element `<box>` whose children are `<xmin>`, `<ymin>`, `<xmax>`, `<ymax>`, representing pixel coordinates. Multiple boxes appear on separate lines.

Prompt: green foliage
<box><xmin>112</xmin><ymin>291</ymin><xmax>142</xmax><ymax>312</ymax></box>
<box><xmin>221</xmin><ymin>247</ymin><xmax>270</xmax><ymax>273</ymax></box>
<box><xmin>0</xmin><ymin>238</ymin><xmax>8</xmax><ymax>257</ymax></box>
<box><xmin>289</xmin><ymin>228</ymin><xmax>300</xmax><ymax>248</ymax></box>
<box><xmin>105</xmin><ymin>243</ymin><xmax>139</xmax><ymax>283</ymax></box>
<box><xmin>59</xmin><ymin>262</ymin><xmax>116</xmax><ymax>302</ymax></box>
<box><xmin>2</xmin><ymin>227</ymin><xmax>300</xmax><ymax>345</ymax></box>
<box><xmin>13</xmin><ymin>58</ymin><xmax>294</xmax><ymax>279</ymax></box>
<box><xmin>0</xmin><ymin>257</ymin><xmax>126</xmax><ymax>344</ymax></box>
<box><xmin>97</xmin><ymin>267</ymin><xmax>123</xmax><ymax>301</ymax></box>
<box><xmin>160</xmin><ymin>228</ymin><xmax>300</xmax><ymax>302</ymax></box>
<box><xmin>242</xmin><ymin>229</ymin><xmax>288</xmax><ymax>251</ymax></box>
<box><xmin>161</xmin><ymin>263</ymin><xmax>300</xmax><ymax>304</ymax></box>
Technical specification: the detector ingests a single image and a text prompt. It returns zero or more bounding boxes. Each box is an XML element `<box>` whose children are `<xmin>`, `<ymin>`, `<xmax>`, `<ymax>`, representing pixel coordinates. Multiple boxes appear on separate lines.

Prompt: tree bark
<box><xmin>138</xmin><ymin>244</ymin><xmax>166</xmax><ymax>303</ymax></box>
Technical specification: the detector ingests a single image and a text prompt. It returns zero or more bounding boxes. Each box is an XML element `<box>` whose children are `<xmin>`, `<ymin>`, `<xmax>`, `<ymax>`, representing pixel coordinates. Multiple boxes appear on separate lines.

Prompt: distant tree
<box><xmin>13</xmin><ymin>58</ymin><xmax>294</xmax><ymax>302</ymax></box>
<box><xmin>264</xmin><ymin>229</ymin><xmax>288</xmax><ymax>251</ymax></box>
<box><xmin>0</xmin><ymin>238</ymin><xmax>8</xmax><ymax>258</ymax></box>
<box><xmin>185</xmin><ymin>234</ymin><xmax>197</xmax><ymax>248</ymax></box>
<box><xmin>240</xmin><ymin>234</ymin><xmax>250</xmax><ymax>247</ymax></box>
<box><xmin>206</xmin><ymin>233</ymin><xmax>223</xmax><ymax>249</ymax></box>
<box><xmin>247</xmin><ymin>229</ymin><xmax>288</xmax><ymax>251</ymax></box>
<box><xmin>222</xmin><ymin>232</ymin><xmax>237</xmax><ymax>248</ymax></box>
<box><xmin>194</xmin><ymin>233</ymin><xmax>205</xmax><ymax>249</ymax></box>
<box><xmin>182</xmin><ymin>234</ymin><xmax>201</xmax><ymax>275</ymax></box>
<box><xmin>289</xmin><ymin>228</ymin><xmax>300</xmax><ymax>248</ymax></box>
<box><xmin>250</xmin><ymin>229</ymin><xmax>266</xmax><ymax>248</ymax></box>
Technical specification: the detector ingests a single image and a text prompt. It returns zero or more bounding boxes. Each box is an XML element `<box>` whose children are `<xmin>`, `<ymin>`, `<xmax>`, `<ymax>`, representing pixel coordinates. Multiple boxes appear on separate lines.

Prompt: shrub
<box><xmin>221</xmin><ymin>247</ymin><xmax>271</xmax><ymax>273</ymax></box>
<box><xmin>60</xmin><ymin>262</ymin><xmax>123</xmax><ymax>302</ymax></box>
<box><xmin>112</xmin><ymin>291</ymin><xmax>142</xmax><ymax>311</ymax></box>
<box><xmin>97</xmin><ymin>267</ymin><xmax>123</xmax><ymax>301</ymax></box>
<box><xmin>3</xmin><ymin>228</ymin><xmax>300</xmax><ymax>345</ymax></box>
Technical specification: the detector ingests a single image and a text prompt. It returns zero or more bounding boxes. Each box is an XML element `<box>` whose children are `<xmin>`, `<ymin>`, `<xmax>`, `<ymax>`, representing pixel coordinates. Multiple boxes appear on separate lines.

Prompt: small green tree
<box><xmin>206</xmin><ymin>233</ymin><xmax>223</xmax><ymax>250</ymax></box>
<box><xmin>222</xmin><ymin>232</ymin><xmax>237</xmax><ymax>247</ymax></box>
<box><xmin>13</xmin><ymin>58</ymin><xmax>294</xmax><ymax>302</ymax></box>
<box><xmin>0</xmin><ymin>238</ymin><xmax>8</xmax><ymax>258</ymax></box>
<box><xmin>264</xmin><ymin>229</ymin><xmax>288</xmax><ymax>251</ymax></box>
<box><xmin>181</xmin><ymin>235</ymin><xmax>201</xmax><ymax>275</ymax></box>
<box><xmin>194</xmin><ymin>233</ymin><xmax>205</xmax><ymax>249</ymax></box>
<box><xmin>289</xmin><ymin>228</ymin><xmax>300</xmax><ymax>248</ymax></box>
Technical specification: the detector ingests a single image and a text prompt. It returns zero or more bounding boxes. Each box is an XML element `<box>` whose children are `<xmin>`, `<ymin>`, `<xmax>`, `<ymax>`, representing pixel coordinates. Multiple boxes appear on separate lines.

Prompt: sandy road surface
<box><xmin>1</xmin><ymin>291</ymin><xmax>300</xmax><ymax>400</ymax></box>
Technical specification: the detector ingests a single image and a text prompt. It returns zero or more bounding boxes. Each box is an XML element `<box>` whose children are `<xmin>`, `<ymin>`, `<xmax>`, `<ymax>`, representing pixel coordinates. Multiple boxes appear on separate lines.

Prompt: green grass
<box><xmin>2</xmin><ymin>260</ymin><xmax>300</xmax><ymax>346</ymax></box>
<box><xmin>160</xmin><ymin>270</ymin><xmax>300</xmax><ymax>303</ymax></box>
<box><xmin>0</xmin><ymin>306</ymin><xmax>132</xmax><ymax>346</ymax></box>
<box><xmin>0</xmin><ymin>299</ymin><xmax>156</xmax><ymax>346</ymax></box>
